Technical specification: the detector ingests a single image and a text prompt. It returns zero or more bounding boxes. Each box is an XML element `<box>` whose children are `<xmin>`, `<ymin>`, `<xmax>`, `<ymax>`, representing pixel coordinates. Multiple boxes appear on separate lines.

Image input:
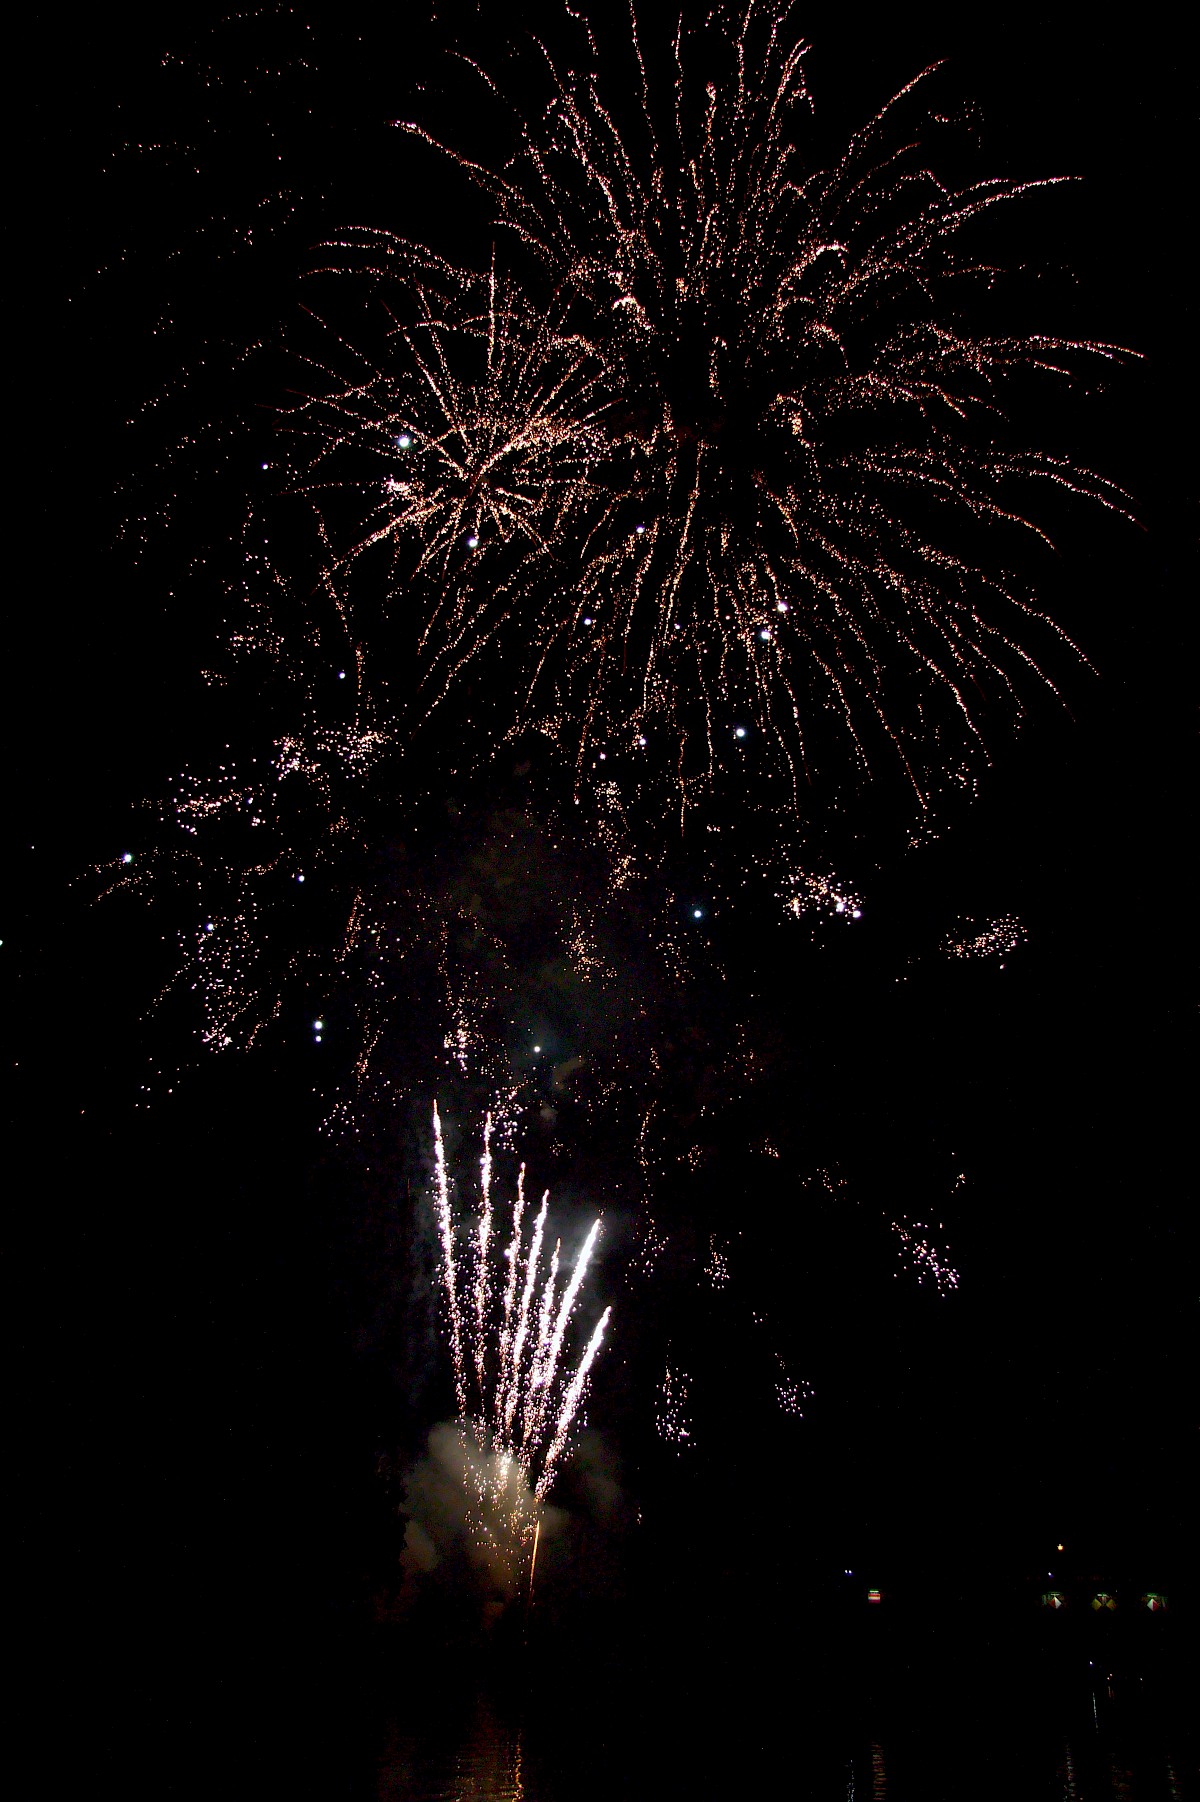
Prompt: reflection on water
<box><xmin>379</xmin><ymin>1696</ymin><xmax>526</xmax><ymax>1802</ymax></box>
<box><xmin>375</xmin><ymin>1663</ymin><xmax>1196</xmax><ymax>1802</ymax></box>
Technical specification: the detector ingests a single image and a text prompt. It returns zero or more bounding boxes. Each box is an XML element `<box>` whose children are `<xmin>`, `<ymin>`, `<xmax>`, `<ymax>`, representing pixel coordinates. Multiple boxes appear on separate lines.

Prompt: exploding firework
<box><xmin>290</xmin><ymin>0</ymin><xmax>1134</xmax><ymax>828</ymax></box>
<box><xmin>429</xmin><ymin>1105</ymin><xmax>612</xmax><ymax>1540</ymax></box>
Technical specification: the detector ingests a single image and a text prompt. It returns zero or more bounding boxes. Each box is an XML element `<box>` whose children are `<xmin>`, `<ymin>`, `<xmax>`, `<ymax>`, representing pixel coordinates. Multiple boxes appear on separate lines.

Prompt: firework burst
<box><xmin>290</xmin><ymin>0</ymin><xmax>1134</xmax><ymax>828</ymax></box>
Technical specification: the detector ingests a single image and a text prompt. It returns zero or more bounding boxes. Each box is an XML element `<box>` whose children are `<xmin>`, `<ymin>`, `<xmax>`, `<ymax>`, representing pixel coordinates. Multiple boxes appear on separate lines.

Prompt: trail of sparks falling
<box><xmin>430</xmin><ymin>1106</ymin><xmax>612</xmax><ymax>1508</ymax></box>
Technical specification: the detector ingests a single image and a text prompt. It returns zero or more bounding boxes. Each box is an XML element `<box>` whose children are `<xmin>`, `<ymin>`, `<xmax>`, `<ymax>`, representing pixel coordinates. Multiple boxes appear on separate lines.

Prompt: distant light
<box><xmin>598</xmin><ymin>751</ymin><xmax>607</xmax><ymax>760</ymax></box>
<box><xmin>634</xmin><ymin>523</ymin><xmax>645</xmax><ymax>534</ymax></box>
<box><xmin>582</xmin><ymin>616</ymin><xmax>594</xmax><ymax>626</ymax></box>
<box><xmin>533</xmin><ymin>1044</ymin><xmax>541</xmax><ymax>1054</ymax></box>
<box><xmin>313</xmin><ymin>1019</ymin><xmax>324</xmax><ymax>1031</ymax></box>
<box><xmin>867</xmin><ymin>1588</ymin><xmax>882</xmax><ymax>1604</ymax></box>
<box><xmin>466</xmin><ymin>534</ymin><xmax>479</xmax><ymax>549</ymax></box>
<box><xmin>1057</xmin><ymin>1543</ymin><xmax>1064</xmax><ymax>1552</ymax></box>
<box><xmin>776</xmin><ymin>601</ymin><xmax>789</xmax><ymax>613</ymax></box>
<box><xmin>734</xmin><ymin>726</ymin><xmax>746</xmax><ymax>739</ymax></box>
<box><xmin>204</xmin><ymin>922</ymin><xmax>214</xmax><ymax>933</ymax></box>
<box><xmin>296</xmin><ymin>874</ymin><xmax>305</xmax><ymax>883</ymax></box>
<box><xmin>851</xmin><ymin>908</ymin><xmax>862</xmax><ymax>920</ymax></box>
<box><xmin>121</xmin><ymin>852</ymin><xmax>133</xmax><ymax>865</ymax></box>
<box><xmin>261</xmin><ymin>462</ymin><xmax>269</xmax><ymax>470</ymax></box>
<box><xmin>396</xmin><ymin>433</ymin><xmax>412</xmax><ymax>449</ymax></box>
<box><xmin>637</xmin><ymin>735</ymin><xmax>647</xmax><ymax>747</ymax></box>
<box><xmin>693</xmin><ymin>908</ymin><xmax>703</xmax><ymax>919</ymax></box>
<box><xmin>835</xmin><ymin>900</ymin><xmax>845</xmax><ymax>914</ymax></box>
<box><xmin>337</xmin><ymin>670</ymin><xmax>346</xmax><ymax>680</ymax></box>
<box><xmin>759</xmin><ymin>628</ymin><xmax>771</xmax><ymax>640</ymax></box>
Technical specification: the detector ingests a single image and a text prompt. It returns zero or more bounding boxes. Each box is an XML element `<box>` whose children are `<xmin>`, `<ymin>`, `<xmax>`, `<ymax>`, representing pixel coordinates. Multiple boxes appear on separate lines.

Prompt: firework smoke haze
<box><xmin>288</xmin><ymin>0</ymin><xmax>1134</xmax><ymax>829</ymax></box>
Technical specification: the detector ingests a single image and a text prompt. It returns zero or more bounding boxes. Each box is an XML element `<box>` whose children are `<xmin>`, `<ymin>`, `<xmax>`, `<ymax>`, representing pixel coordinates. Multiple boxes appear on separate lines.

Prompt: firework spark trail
<box><xmin>497</xmin><ymin>1163</ymin><xmax>529</xmax><ymax>1401</ymax></box>
<box><xmin>526</xmin><ymin>1216</ymin><xmax>603</xmax><ymax>1443</ymax></box>
<box><xmin>474</xmin><ymin>1113</ymin><xmax>495</xmax><ymax>1405</ymax></box>
<box><xmin>431</xmin><ymin>1100</ymin><xmax>467</xmax><ymax>1414</ymax></box>
<box><xmin>526</xmin><ymin>1234</ymin><xmax>563</xmax><ymax>1442</ymax></box>
<box><xmin>430</xmin><ymin>1107</ymin><xmax>612</xmax><ymax>1518</ymax></box>
<box><xmin>504</xmin><ymin>1190</ymin><xmax>549</xmax><ymax>1435</ymax></box>
<box><xmin>537</xmin><ymin>1305</ymin><xmax>613</xmax><ymax>1500</ymax></box>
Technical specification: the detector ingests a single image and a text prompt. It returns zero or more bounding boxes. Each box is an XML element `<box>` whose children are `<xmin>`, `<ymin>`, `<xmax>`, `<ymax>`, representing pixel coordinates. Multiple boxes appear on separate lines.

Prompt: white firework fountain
<box><xmin>429</xmin><ymin>1102</ymin><xmax>613</xmax><ymax>1586</ymax></box>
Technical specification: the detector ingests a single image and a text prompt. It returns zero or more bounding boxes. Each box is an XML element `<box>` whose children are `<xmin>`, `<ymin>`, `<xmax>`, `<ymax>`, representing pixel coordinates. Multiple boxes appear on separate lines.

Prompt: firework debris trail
<box><xmin>430</xmin><ymin>1105</ymin><xmax>612</xmax><ymax>1509</ymax></box>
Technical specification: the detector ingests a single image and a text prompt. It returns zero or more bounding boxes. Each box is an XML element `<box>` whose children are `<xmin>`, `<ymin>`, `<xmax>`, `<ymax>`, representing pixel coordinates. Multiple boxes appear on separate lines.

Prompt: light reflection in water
<box><xmin>378</xmin><ymin>1695</ymin><xmax>525</xmax><ymax>1802</ymax></box>
<box><xmin>374</xmin><ymin>1675</ymin><xmax>1194</xmax><ymax>1801</ymax></box>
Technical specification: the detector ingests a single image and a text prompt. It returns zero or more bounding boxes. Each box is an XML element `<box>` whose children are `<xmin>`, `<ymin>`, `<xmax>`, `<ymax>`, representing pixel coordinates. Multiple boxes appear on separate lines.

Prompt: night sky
<box><xmin>15</xmin><ymin>5</ymin><xmax>1195</xmax><ymax>1792</ymax></box>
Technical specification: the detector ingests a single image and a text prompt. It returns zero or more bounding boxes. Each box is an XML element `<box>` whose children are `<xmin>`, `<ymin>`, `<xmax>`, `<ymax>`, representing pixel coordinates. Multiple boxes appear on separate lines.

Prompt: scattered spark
<box><xmin>780</xmin><ymin>867</ymin><xmax>864</xmax><ymax>925</ymax></box>
<box><xmin>775</xmin><ymin>1357</ymin><xmax>814</xmax><ymax>1417</ymax></box>
<box><xmin>705</xmin><ymin>1235</ymin><xmax>731</xmax><ymax>1288</ymax></box>
<box><xmin>889</xmin><ymin>1216</ymin><xmax>961</xmax><ymax>1293</ymax></box>
<box><xmin>657</xmin><ymin>1357</ymin><xmax>692</xmax><ymax>1447</ymax></box>
<box><xmin>943</xmin><ymin>915</ymin><xmax>1026</xmax><ymax>960</ymax></box>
